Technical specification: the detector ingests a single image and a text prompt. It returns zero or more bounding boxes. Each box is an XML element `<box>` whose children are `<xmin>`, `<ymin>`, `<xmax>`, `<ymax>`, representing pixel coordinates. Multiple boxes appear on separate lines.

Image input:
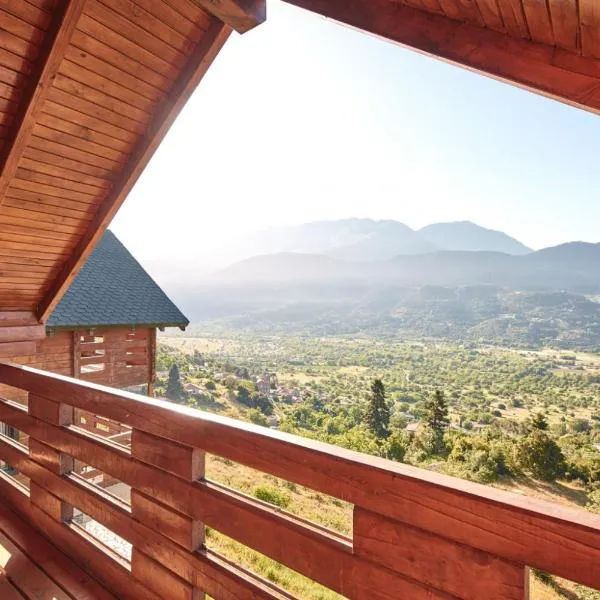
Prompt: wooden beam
<box><xmin>192</xmin><ymin>0</ymin><xmax>265</xmax><ymax>33</ymax></box>
<box><xmin>37</xmin><ymin>20</ymin><xmax>232</xmax><ymax>323</ymax></box>
<box><xmin>281</xmin><ymin>0</ymin><xmax>600</xmax><ymax>115</ymax></box>
<box><xmin>0</xmin><ymin>1</ymin><xmax>87</xmax><ymax>209</ymax></box>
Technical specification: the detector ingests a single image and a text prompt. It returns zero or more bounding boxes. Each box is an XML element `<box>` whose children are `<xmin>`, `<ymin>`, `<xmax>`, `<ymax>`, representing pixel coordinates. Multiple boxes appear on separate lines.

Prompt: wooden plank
<box><xmin>15</xmin><ymin>166</ymin><xmax>109</xmax><ymax>195</ymax></box>
<box><xmin>11</xmin><ymin>174</ymin><xmax>102</xmax><ymax>202</ymax></box>
<box><xmin>495</xmin><ymin>0</ymin><xmax>530</xmax><ymax>38</ymax></box>
<box><xmin>0</xmin><ymin>504</ymin><xmax>117</xmax><ymax>600</ymax></box>
<box><xmin>0</xmin><ymin>9</ymin><xmax>45</xmax><ymax>44</ymax></box>
<box><xmin>28</xmin><ymin>394</ymin><xmax>73</xmax><ymax>426</ymax></box>
<box><xmin>522</xmin><ymin>0</ymin><xmax>554</xmax><ymax>46</ymax></box>
<box><xmin>28</xmin><ymin>133</ymin><xmax>123</xmax><ymax>171</ymax></box>
<box><xmin>52</xmin><ymin>72</ymin><xmax>151</xmax><ymax>126</ymax></box>
<box><xmin>354</xmin><ymin>507</ymin><xmax>525</xmax><ymax>599</ymax></box>
<box><xmin>0</xmin><ymin>580</ymin><xmax>25</xmax><ymax>600</ymax></box>
<box><xmin>2</xmin><ymin>199</ymin><xmax>94</xmax><ymax>224</ymax></box>
<box><xmin>0</xmin><ymin>1</ymin><xmax>87</xmax><ymax>212</ymax></box>
<box><xmin>82</xmin><ymin>3</ymin><xmax>185</xmax><ymax>73</ymax></box>
<box><xmin>0</xmin><ymin>475</ymin><xmax>159</xmax><ymax>600</ymax></box>
<box><xmin>37</xmin><ymin>20</ymin><xmax>232</xmax><ymax>321</ymax></box>
<box><xmin>131</xmin><ymin>429</ymin><xmax>204</xmax><ymax>481</ymax></box>
<box><xmin>0</xmin><ymin>439</ymin><xmax>293</xmax><ymax>600</ymax></box>
<box><xmin>131</xmin><ymin>490</ymin><xmax>204</xmax><ymax>551</ymax></box>
<box><xmin>30</xmin><ymin>480</ymin><xmax>74</xmax><ymax>521</ymax></box>
<box><xmin>548</xmin><ymin>0</ymin><xmax>580</xmax><ymax>51</ymax></box>
<box><xmin>70</xmin><ymin>27</ymin><xmax>172</xmax><ymax>91</ymax></box>
<box><xmin>63</xmin><ymin>42</ymin><xmax>164</xmax><ymax>105</ymax></box>
<box><xmin>0</xmin><ymin>48</ymin><xmax>33</xmax><ymax>75</ymax></box>
<box><xmin>0</xmin><ymin>342</ymin><xmax>36</xmax><ymax>358</ymax></box>
<box><xmin>98</xmin><ymin>0</ymin><xmax>195</xmax><ymax>56</ymax></box>
<box><xmin>32</xmin><ymin>121</ymin><xmax>129</xmax><ymax>164</ymax></box>
<box><xmin>29</xmin><ymin>438</ymin><xmax>74</xmax><ymax>475</ymax></box>
<box><xmin>0</xmin><ymin>325</ymin><xmax>44</xmax><ymax>342</ymax></box>
<box><xmin>282</xmin><ymin>0</ymin><xmax>600</xmax><ymax>114</ymax></box>
<box><xmin>18</xmin><ymin>157</ymin><xmax>112</xmax><ymax>190</ymax></box>
<box><xmin>137</xmin><ymin>0</ymin><xmax>208</xmax><ymax>39</ymax></box>
<box><xmin>131</xmin><ymin>549</ymin><xmax>201</xmax><ymax>600</ymax></box>
<box><xmin>0</xmin><ymin>525</ymin><xmax>74</xmax><ymax>600</ymax></box>
<box><xmin>192</xmin><ymin>0</ymin><xmax>266</xmax><ymax>33</ymax></box>
<box><xmin>22</xmin><ymin>145</ymin><xmax>116</xmax><ymax>180</ymax></box>
<box><xmin>45</xmin><ymin>87</ymin><xmax>145</xmax><ymax>136</ymax></box>
<box><xmin>580</xmin><ymin>0</ymin><xmax>600</xmax><ymax>58</ymax></box>
<box><xmin>436</xmin><ymin>0</ymin><xmax>484</xmax><ymax>26</ymax></box>
<box><xmin>3</xmin><ymin>362</ymin><xmax>599</xmax><ymax>590</ymax></box>
<box><xmin>0</xmin><ymin>1</ymin><xmax>53</xmax><ymax>30</ymax></box>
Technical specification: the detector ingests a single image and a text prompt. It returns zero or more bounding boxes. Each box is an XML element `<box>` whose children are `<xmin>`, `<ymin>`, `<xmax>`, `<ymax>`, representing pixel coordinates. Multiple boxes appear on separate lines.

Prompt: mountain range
<box><xmin>163</xmin><ymin>219</ymin><xmax>600</xmax><ymax>348</ymax></box>
<box><xmin>232</xmin><ymin>219</ymin><xmax>531</xmax><ymax>262</ymax></box>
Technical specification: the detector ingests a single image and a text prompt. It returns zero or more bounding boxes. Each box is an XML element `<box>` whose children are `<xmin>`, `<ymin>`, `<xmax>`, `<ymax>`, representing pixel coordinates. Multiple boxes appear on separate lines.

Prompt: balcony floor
<box><xmin>0</xmin><ymin>504</ymin><xmax>116</xmax><ymax>600</ymax></box>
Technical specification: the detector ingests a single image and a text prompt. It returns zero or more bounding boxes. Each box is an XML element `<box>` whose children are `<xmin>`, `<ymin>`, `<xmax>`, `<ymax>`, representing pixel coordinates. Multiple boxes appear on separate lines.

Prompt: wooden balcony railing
<box><xmin>0</xmin><ymin>361</ymin><xmax>599</xmax><ymax>599</ymax></box>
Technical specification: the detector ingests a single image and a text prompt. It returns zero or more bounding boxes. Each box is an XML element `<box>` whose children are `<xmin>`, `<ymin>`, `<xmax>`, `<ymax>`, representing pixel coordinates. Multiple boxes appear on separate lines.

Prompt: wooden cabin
<box><xmin>2</xmin><ymin>229</ymin><xmax>188</xmax><ymax>394</ymax></box>
<box><xmin>0</xmin><ymin>2</ymin><xmax>598</xmax><ymax>600</ymax></box>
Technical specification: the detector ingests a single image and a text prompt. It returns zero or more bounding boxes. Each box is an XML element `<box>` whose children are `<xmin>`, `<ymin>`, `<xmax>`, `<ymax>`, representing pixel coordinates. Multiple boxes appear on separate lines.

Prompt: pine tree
<box><xmin>365</xmin><ymin>379</ymin><xmax>390</xmax><ymax>438</ymax></box>
<box><xmin>166</xmin><ymin>364</ymin><xmax>184</xmax><ymax>402</ymax></box>
<box><xmin>530</xmin><ymin>412</ymin><xmax>548</xmax><ymax>431</ymax></box>
<box><xmin>424</xmin><ymin>390</ymin><xmax>449</xmax><ymax>436</ymax></box>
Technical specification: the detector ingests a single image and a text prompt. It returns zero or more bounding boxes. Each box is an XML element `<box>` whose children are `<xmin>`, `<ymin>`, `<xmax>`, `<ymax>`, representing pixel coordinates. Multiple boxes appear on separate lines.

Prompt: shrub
<box><xmin>253</xmin><ymin>485</ymin><xmax>291</xmax><ymax>509</ymax></box>
<box><xmin>516</xmin><ymin>430</ymin><xmax>566</xmax><ymax>482</ymax></box>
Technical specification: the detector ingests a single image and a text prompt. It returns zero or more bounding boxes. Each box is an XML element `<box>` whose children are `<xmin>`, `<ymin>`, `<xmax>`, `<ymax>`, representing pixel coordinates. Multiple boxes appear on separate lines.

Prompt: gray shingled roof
<box><xmin>48</xmin><ymin>230</ymin><xmax>188</xmax><ymax>330</ymax></box>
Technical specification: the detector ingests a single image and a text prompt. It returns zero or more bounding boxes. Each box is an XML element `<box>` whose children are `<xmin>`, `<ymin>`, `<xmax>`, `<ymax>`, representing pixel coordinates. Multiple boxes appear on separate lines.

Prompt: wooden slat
<box><xmin>2</xmin><ymin>200</ymin><xmax>94</xmax><ymax>224</ymax></box>
<box><xmin>580</xmin><ymin>0</ymin><xmax>600</xmax><ymax>58</ymax></box>
<box><xmin>0</xmin><ymin>438</ymin><xmax>292</xmax><ymax>600</ymax></box>
<box><xmin>131</xmin><ymin>549</ymin><xmax>200</xmax><ymax>600</ymax></box>
<box><xmin>11</xmin><ymin>174</ymin><xmax>102</xmax><ymax>202</ymax></box>
<box><xmin>131</xmin><ymin>490</ymin><xmax>204</xmax><ymax>551</ymax></box>
<box><xmin>98</xmin><ymin>0</ymin><xmax>195</xmax><ymax>56</ymax></box>
<box><xmin>21</xmin><ymin>146</ymin><xmax>114</xmax><ymax>181</ymax></box>
<box><xmin>548</xmin><ymin>0</ymin><xmax>580</xmax><ymax>51</ymax></box>
<box><xmin>18</xmin><ymin>157</ymin><xmax>112</xmax><ymax>190</ymax></box>
<box><xmin>37</xmin><ymin>19</ymin><xmax>232</xmax><ymax>321</ymax></box>
<box><xmin>0</xmin><ymin>9</ymin><xmax>45</xmax><ymax>44</ymax></box>
<box><xmin>0</xmin><ymin>503</ymin><xmax>116</xmax><ymax>600</ymax></box>
<box><xmin>137</xmin><ymin>0</ymin><xmax>208</xmax><ymax>39</ymax></box>
<box><xmin>15</xmin><ymin>166</ymin><xmax>110</xmax><ymax>195</ymax></box>
<box><xmin>436</xmin><ymin>0</ymin><xmax>484</xmax><ymax>26</ymax></box>
<box><xmin>62</xmin><ymin>45</ymin><xmax>163</xmax><ymax>105</ymax></box>
<box><xmin>52</xmin><ymin>72</ymin><xmax>151</xmax><ymax>126</ymax></box>
<box><xmin>192</xmin><ymin>0</ymin><xmax>266</xmax><ymax>33</ymax></box>
<box><xmin>0</xmin><ymin>342</ymin><xmax>36</xmax><ymax>358</ymax></box>
<box><xmin>83</xmin><ymin>2</ymin><xmax>185</xmax><ymax>73</ymax></box>
<box><xmin>0</xmin><ymin>1</ymin><xmax>53</xmax><ymax>30</ymax></box>
<box><xmin>495</xmin><ymin>0</ymin><xmax>530</xmax><ymax>38</ymax></box>
<box><xmin>70</xmin><ymin>27</ymin><xmax>172</xmax><ymax>91</ymax></box>
<box><xmin>2</xmin><ymin>362</ymin><xmax>599</xmax><ymax>590</ymax></box>
<box><xmin>0</xmin><ymin>473</ymin><xmax>160</xmax><ymax>600</ymax></box>
<box><xmin>0</xmin><ymin>1</ymin><xmax>87</xmax><ymax>212</ymax></box>
<box><xmin>131</xmin><ymin>429</ymin><xmax>204</xmax><ymax>481</ymax></box>
<box><xmin>0</xmin><ymin>524</ymin><xmax>74</xmax><ymax>600</ymax></box>
<box><xmin>354</xmin><ymin>507</ymin><xmax>525</xmax><ymax>599</ymax></box>
<box><xmin>522</xmin><ymin>0</ymin><xmax>554</xmax><ymax>45</ymax></box>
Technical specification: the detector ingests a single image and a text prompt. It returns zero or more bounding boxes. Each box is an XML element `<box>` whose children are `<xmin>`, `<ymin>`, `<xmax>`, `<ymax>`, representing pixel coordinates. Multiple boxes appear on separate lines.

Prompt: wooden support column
<box><xmin>147</xmin><ymin>328</ymin><xmax>156</xmax><ymax>397</ymax></box>
<box><xmin>131</xmin><ymin>429</ymin><xmax>205</xmax><ymax>598</ymax></box>
<box><xmin>28</xmin><ymin>395</ymin><xmax>74</xmax><ymax>522</ymax></box>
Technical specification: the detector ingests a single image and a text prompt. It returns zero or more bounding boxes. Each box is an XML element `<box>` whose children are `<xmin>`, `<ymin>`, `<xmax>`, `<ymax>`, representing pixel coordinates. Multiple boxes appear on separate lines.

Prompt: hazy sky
<box><xmin>111</xmin><ymin>1</ymin><xmax>600</xmax><ymax>262</ymax></box>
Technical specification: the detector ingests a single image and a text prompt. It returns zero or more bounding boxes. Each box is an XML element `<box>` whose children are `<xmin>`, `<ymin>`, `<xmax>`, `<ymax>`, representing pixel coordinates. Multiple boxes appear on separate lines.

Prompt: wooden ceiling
<box><xmin>0</xmin><ymin>0</ymin><xmax>264</xmax><ymax>321</ymax></box>
<box><xmin>1</xmin><ymin>0</ymin><xmax>599</xmax><ymax>325</ymax></box>
<box><xmin>284</xmin><ymin>0</ymin><xmax>600</xmax><ymax>115</ymax></box>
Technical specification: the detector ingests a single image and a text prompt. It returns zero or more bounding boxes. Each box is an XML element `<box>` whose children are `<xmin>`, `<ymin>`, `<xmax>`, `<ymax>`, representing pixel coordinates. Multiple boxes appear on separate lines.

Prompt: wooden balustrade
<box><xmin>0</xmin><ymin>361</ymin><xmax>599</xmax><ymax>599</ymax></box>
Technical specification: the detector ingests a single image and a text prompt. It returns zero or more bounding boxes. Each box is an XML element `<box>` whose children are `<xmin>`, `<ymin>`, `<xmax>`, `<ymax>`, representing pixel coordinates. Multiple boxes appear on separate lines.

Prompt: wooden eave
<box><xmin>283</xmin><ymin>0</ymin><xmax>600</xmax><ymax>116</ymax></box>
<box><xmin>0</xmin><ymin>0</ymin><xmax>264</xmax><ymax>323</ymax></box>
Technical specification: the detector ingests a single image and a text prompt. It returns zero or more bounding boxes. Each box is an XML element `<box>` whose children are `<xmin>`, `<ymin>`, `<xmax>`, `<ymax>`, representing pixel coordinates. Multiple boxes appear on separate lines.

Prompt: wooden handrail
<box><xmin>0</xmin><ymin>361</ymin><xmax>598</xmax><ymax>599</ymax></box>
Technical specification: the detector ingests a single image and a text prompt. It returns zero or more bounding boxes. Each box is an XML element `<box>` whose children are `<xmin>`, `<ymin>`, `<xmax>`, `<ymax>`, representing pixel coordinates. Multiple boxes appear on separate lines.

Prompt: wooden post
<box><xmin>72</xmin><ymin>330</ymin><xmax>80</xmax><ymax>378</ymax></box>
<box><xmin>131</xmin><ymin>429</ymin><xmax>205</xmax><ymax>598</ymax></box>
<box><xmin>28</xmin><ymin>395</ymin><xmax>74</xmax><ymax>522</ymax></box>
<box><xmin>147</xmin><ymin>328</ymin><xmax>156</xmax><ymax>397</ymax></box>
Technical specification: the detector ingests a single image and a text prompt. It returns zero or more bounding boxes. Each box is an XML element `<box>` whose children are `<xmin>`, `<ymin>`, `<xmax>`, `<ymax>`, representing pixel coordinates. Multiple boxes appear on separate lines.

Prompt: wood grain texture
<box><xmin>283</xmin><ymin>0</ymin><xmax>600</xmax><ymax>117</ymax></box>
<box><xmin>0</xmin><ymin>1</ymin><xmax>87</xmax><ymax>211</ymax></box>
<box><xmin>354</xmin><ymin>507</ymin><xmax>525</xmax><ymax>599</ymax></box>
<box><xmin>193</xmin><ymin>0</ymin><xmax>266</xmax><ymax>32</ymax></box>
<box><xmin>37</xmin><ymin>19</ymin><xmax>232</xmax><ymax>321</ymax></box>
<box><xmin>1</xmin><ymin>361</ymin><xmax>598</xmax><ymax>589</ymax></box>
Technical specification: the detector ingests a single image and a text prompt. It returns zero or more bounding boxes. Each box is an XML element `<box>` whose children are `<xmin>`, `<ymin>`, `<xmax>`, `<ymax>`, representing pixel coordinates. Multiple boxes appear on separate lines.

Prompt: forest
<box><xmin>158</xmin><ymin>335</ymin><xmax>600</xmax><ymax>599</ymax></box>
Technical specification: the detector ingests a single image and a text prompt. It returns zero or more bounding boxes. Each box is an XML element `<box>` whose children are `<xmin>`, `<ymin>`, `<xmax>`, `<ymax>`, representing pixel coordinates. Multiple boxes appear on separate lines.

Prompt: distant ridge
<box><xmin>231</xmin><ymin>218</ymin><xmax>531</xmax><ymax>263</ymax></box>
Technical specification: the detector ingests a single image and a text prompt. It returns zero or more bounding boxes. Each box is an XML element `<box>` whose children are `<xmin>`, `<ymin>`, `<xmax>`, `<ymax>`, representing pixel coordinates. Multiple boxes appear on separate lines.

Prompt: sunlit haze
<box><xmin>111</xmin><ymin>0</ymin><xmax>600</xmax><ymax>269</ymax></box>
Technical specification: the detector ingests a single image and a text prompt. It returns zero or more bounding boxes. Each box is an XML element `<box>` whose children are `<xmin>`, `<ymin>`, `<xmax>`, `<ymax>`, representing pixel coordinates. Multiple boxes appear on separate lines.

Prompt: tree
<box><xmin>365</xmin><ymin>379</ymin><xmax>390</xmax><ymax>438</ymax></box>
<box><xmin>516</xmin><ymin>429</ymin><xmax>566</xmax><ymax>482</ymax></box>
<box><xmin>424</xmin><ymin>390</ymin><xmax>449</xmax><ymax>436</ymax></box>
<box><xmin>166</xmin><ymin>364</ymin><xmax>184</xmax><ymax>402</ymax></box>
<box><xmin>530</xmin><ymin>412</ymin><xmax>549</xmax><ymax>431</ymax></box>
